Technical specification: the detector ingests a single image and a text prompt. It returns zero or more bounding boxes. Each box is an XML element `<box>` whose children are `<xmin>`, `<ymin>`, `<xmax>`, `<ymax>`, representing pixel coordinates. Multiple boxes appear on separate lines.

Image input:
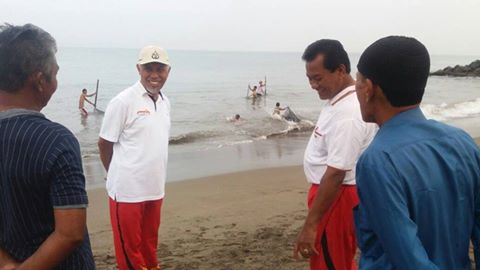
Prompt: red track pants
<box><xmin>308</xmin><ymin>184</ymin><xmax>359</xmax><ymax>270</ymax></box>
<box><xmin>109</xmin><ymin>198</ymin><xmax>163</xmax><ymax>270</ymax></box>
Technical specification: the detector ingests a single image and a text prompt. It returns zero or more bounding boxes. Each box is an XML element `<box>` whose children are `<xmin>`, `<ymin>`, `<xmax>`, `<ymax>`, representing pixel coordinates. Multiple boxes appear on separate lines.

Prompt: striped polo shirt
<box><xmin>0</xmin><ymin>109</ymin><xmax>95</xmax><ymax>269</ymax></box>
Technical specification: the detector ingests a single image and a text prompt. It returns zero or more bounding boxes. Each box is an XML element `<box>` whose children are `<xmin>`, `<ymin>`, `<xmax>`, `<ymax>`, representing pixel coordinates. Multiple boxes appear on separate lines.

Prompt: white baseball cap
<box><xmin>137</xmin><ymin>45</ymin><xmax>170</xmax><ymax>66</ymax></box>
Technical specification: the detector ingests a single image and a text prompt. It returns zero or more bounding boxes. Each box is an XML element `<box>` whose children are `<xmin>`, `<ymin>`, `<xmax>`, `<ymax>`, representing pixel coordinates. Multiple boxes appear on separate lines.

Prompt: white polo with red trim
<box><xmin>100</xmin><ymin>81</ymin><xmax>170</xmax><ymax>203</ymax></box>
<box><xmin>303</xmin><ymin>85</ymin><xmax>377</xmax><ymax>185</ymax></box>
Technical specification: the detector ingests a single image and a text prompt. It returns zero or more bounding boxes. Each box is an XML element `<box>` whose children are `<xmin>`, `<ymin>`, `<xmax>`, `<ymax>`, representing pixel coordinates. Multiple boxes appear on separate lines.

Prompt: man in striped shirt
<box><xmin>0</xmin><ymin>24</ymin><xmax>94</xmax><ymax>269</ymax></box>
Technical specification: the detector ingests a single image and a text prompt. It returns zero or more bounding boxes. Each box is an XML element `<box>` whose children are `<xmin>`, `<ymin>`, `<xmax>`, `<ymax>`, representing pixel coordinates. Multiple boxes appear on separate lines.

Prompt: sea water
<box><xmin>42</xmin><ymin>48</ymin><xmax>480</xmax><ymax>186</ymax></box>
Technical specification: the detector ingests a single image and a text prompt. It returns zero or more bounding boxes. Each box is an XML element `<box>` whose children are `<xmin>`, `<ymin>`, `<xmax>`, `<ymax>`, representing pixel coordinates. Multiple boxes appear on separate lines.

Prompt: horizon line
<box><xmin>58</xmin><ymin>45</ymin><xmax>480</xmax><ymax>58</ymax></box>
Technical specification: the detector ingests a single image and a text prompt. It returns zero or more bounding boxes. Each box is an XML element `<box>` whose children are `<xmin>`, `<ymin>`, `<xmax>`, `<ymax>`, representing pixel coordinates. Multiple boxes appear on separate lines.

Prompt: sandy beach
<box><xmin>88</xmin><ymin>165</ymin><xmax>310</xmax><ymax>270</ymax></box>
<box><xmin>87</xmin><ymin>137</ymin><xmax>480</xmax><ymax>269</ymax></box>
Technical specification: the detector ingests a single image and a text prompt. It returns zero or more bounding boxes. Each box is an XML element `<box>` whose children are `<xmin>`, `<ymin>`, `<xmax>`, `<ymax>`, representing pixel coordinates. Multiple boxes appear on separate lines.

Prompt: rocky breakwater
<box><xmin>430</xmin><ymin>60</ymin><xmax>480</xmax><ymax>77</ymax></box>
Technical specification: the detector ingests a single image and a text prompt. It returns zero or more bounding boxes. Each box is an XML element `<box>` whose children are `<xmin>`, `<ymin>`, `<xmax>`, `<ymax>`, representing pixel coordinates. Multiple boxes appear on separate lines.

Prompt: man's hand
<box><xmin>292</xmin><ymin>166</ymin><xmax>346</xmax><ymax>260</ymax></box>
<box><xmin>293</xmin><ymin>222</ymin><xmax>319</xmax><ymax>260</ymax></box>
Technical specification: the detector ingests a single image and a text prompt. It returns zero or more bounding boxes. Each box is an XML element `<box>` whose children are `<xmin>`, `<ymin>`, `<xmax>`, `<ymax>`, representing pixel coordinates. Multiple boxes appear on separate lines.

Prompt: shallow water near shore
<box><xmin>39</xmin><ymin>48</ymin><xmax>480</xmax><ymax>187</ymax></box>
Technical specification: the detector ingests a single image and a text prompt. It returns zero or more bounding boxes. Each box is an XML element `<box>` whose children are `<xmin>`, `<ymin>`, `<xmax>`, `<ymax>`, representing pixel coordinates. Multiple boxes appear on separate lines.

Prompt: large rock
<box><xmin>430</xmin><ymin>60</ymin><xmax>480</xmax><ymax>77</ymax></box>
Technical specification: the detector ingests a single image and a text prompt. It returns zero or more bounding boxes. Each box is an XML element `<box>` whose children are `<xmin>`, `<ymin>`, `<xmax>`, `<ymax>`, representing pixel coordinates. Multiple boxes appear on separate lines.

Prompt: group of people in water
<box><xmin>229</xmin><ymin>101</ymin><xmax>299</xmax><ymax>124</ymax></box>
<box><xmin>248</xmin><ymin>80</ymin><xmax>266</xmax><ymax>99</ymax></box>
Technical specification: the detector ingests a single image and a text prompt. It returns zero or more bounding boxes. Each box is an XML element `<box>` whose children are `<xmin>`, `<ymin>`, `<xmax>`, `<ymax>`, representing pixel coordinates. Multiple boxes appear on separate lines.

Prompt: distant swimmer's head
<box><xmin>302</xmin><ymin>39</ymin><xmax>351</xmax><ymax>100</ymax></box>
<box><xmin>253</xmin><ymin>86</ymin><xmax>257</xmax><ymax>90</ymax></box>
<box><xmin>136</xmin><ymin>45</ymin><xmax>171</xmax><ymax>93</ymax></box>
<box><xmin>259</xmin><ymin>81</ymin><xmax>263</xmax><ymax>85</ymax></box>
<box><xmin>0</xmin><ymin>23</ymin><xmax>58</xmax><ymax>108</ymax></box>
<box><xmin>276</xmin><ymin>102</ymin><xmax>280</xmax><ymax>107</ymax></box>
<box><xmin>82</xmin><ymin>88</ymin><xmax>87</xmax><ymax>94</ymax></box>
<box><xmin>356</xmin><ymin>36</ymin><xmax>430</xmax><ymax>122</ymax></box>
<box><xmin>235</xmin><ymin>114</ymin><xmax>240</xmax><ymax>120</ymax></box>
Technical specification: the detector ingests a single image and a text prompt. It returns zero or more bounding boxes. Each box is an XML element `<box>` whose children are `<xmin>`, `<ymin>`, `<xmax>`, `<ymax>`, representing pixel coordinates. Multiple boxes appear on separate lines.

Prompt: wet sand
<box><xmin>87</xmin><ymin>137</ymin><xmax>480</xmax><ymax>269</ymax></box>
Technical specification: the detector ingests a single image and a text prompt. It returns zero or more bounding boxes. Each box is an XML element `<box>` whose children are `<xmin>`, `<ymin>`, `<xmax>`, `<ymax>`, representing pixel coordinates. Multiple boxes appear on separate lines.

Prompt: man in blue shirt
<box><xmin>354</xmin><ymin>36</ymin><xmax>480</xmax><ymax>269</ymax></box>
<box><xmin>0</xmin><ymin>24</ymin><xmax>94</xmax><ymax>269</ymax></box>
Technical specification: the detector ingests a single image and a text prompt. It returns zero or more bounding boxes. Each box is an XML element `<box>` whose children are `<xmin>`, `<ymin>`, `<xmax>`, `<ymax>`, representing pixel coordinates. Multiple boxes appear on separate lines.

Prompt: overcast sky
<box><xmin>1</xmin><ymin>0</ymin><xmax>479</xmax><ymax>55</ymax></box>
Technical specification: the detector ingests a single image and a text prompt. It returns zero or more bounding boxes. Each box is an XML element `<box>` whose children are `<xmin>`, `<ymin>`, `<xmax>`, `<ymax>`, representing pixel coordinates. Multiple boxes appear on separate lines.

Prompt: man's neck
<box><xmin>376</xmin><ymin>104</ymin><xmax>419</xmax><ymax>126</ymax></box>
<box><xmin>331</xmin><ymin>75</ymin><xmax>355</xmax><ymax>99</ymax></box>
<box><xmin>0</xmin><ymin>90</ymin><xmax>42</xmax><ymax>112</ymax></box>
<box><xmin>340</xmin><ymin>75</ymin><xmax>355</xmax><ymax>90</ymax></box>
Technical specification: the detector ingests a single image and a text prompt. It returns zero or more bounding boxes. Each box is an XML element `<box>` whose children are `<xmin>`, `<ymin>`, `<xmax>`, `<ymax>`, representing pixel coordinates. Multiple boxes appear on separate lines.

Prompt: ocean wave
<box><xmin>169</xmin><ymin>131</ymin><xmax>219</xmax><ymax>145</ymax></box>
<box><xmin>421</xmin><ymin>98</ymin><xmax>480</xmax><ymax>121</ymax></box>
<box><xmin>261</xmin><ymin>119</ymin><xmax>315</xmax><ymax>139</ymax></box>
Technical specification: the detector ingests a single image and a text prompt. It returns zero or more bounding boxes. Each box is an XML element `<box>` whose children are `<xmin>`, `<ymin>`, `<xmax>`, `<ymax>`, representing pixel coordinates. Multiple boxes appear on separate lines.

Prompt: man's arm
<box><xmin>86</xmin><ymin>92</ymin><xmax>96</xmax><ymax>97</ymax></box>
<box><xmin>85</xmin><ymin>98</ymin><xmax>94</xmax><ymax>106</ymax></box>
<box><xmin>98</xmin><ymin>138</ymin><xmax>114</xmax><ymax>172</ymax></box>
<box><xmin>358</xmin><ymin>159</ymin><xmax>438</xmax><ymax>269</ymax></box>
<box><xmin>473</xmin><ymin>195</ymin><xmax>480</xmax><ymax>270</ymax></box>
<box><xmin>294</xmin><ymin>166</ymin><xmax>346</xmax><ymax>259</ymax></box>
<box><xmin>472</xmin><ymin>156</ymin><xmax>480</xmax><ymax>270</ymax></box>
<box><xmin>15</xmin><ymin>209</ymin><xmax>86</xmax><ymax>270</ymax></box>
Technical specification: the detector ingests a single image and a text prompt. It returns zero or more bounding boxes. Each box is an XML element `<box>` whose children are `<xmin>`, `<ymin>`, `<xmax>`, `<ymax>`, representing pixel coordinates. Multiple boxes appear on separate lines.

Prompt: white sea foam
<box><xmin>421</xmin><ymin>98</ymin><xmax>480</xmax><ymax>121</ymax></box>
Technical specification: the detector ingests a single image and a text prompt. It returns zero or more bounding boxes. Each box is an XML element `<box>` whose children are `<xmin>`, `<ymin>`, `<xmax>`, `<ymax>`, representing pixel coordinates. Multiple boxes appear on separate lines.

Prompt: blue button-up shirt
<box><xmin>355</xmin><ymin>107</ymin><xmax>480</xmax><ymax>269</ymax></box>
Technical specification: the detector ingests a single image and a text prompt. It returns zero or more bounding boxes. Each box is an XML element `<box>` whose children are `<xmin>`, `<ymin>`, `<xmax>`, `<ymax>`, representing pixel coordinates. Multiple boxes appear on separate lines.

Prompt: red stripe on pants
<box><xmin>308</xmin><ymin>184</ymin><xmax>358</xmax><ymax>270</ymax></box>
<box><xmin>109</xmin><ymin>198</ymin><xmax>163</xmax><ymax>270</ymax></box>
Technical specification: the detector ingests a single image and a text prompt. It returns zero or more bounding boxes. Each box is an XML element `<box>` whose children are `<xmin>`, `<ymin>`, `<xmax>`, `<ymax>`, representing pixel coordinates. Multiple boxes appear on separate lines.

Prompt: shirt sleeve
<box><xmin>49</xmin><ymin>136</ymin><xmax>88</xmax><ymax>208</ymax></box>
<box><xmin>326</xmin><ymin>118</ymin><xmax>366</xmax><ymax>170</ymax></box>
<box><xmin>470</xmin><ymin>144</ymin><xmax>480</xmax><ymax>270</ymax></box>
<box><xmin>357</xmin><ymin>153</ymin><xmax>439</xmax><ymax>269</ymax></box>
<box><xmin>474</xmin><ymin>195</ymin><xmax>480</xmax><ymax>270</ymax></box>
<box><xmin>99</xmin><ymin>97</ymin><xmax>128</xmax><ymax>143</ymax></box>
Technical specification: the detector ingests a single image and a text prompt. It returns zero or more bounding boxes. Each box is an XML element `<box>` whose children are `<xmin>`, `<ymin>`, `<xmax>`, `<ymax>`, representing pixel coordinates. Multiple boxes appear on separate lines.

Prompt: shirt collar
<box><xmin>329</xmin><ymin>85</ymin><xmax>356</xmax><ymax>106</ymax></box>
<box><xmin>382</xmin><ymin>106</ymin><xmax>426</xmax><ymax>129</ymax></box>
<box><xmin>134</xmin><ymin>81</ymin><xmax>164</xmax><ymax>100</ymax></box>
<box><xmin>0</xmin><ymin>108</ymin><xmax>44</xmax><ymax>120</ymax></box>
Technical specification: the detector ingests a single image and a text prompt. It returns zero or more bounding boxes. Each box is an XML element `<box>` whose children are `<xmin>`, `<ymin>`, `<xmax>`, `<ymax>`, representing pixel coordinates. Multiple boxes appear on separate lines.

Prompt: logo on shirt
<box><xmin>137</xmin><ymin>109</ymin><xmax>151</xmax><ymax>116</ymax></box>
<box><xmin>313</xmin><ymin>126</ymin><xmax>323</xmax><ymax>138</ymax></box>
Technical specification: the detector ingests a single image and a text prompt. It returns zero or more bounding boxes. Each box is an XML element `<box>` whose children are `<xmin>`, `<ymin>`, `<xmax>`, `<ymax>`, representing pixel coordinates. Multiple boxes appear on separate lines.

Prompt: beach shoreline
<box><xmin>87</xmin><ymin>137</ymin><xmax>480</xmax><ymax>269</ymax></box>
<box><xmin>83</xmin><ymin>133</ymin><xmax>311</xmax><ymax>189</ymax></box>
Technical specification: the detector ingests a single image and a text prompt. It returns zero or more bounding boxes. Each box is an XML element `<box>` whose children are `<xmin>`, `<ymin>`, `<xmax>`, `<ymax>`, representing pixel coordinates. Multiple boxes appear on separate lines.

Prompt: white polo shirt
<box><xmin>100</xmin><ymin>81</ymin><xmax>171</xmax><ymax>202</ymax></box>
<box><xmin>303</xmin><ymin>85</ymin><xmax>377</xmax><ymax>185</ymax></box>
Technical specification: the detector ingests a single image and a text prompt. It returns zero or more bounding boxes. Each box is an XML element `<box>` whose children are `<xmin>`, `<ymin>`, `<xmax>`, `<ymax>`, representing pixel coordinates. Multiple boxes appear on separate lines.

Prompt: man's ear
<box><xmin>363</xmin><ymin>78</ymin><xmax>375</xmax><ymax>103</ymax></box>
<box><xmin>33</xmin><ymin>72</ymin><xmax>46</xmax><ymax>92</ymax></box>
<box><xmin>136</xmin><ymin>64</ymin><xmax>141</xmax><ymax>73</ymax></box>
<box><xmin>336</xmin><ymin>64</ymin><xmax>347</xmax><ymax>75</ymax></box>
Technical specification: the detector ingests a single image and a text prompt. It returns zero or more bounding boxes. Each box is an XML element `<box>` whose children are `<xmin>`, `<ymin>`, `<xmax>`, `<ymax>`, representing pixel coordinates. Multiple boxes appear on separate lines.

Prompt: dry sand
<box><xmin>88</xmin><ymin>165</ymin><xmax>311</xmax><ymax>270</ymax></box>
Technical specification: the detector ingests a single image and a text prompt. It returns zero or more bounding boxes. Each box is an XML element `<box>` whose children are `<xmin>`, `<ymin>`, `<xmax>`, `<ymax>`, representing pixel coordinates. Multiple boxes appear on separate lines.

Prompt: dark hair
<box><xmin>0</xmin><ymin>23</ymin><xmax>57</xmax><ymax>93</ymax></box>
<box><xmin>235</xmin><ymin>114</ymin><xmax>240</xmax><ymax>119</ymax></box>
<box><xmin>302</xmin><ymin>39</ymin><xmax>351</xmax><ymax>74</ymax></box>
<box><xmin>276</xmin><ymin>102</ymin><xmax>280</xmax><ymax>106</ymax></box>
<box><xmin>82</xmin><ymin>88</ymin><xmax>87</xmax><ymax>92</ymax></box>
<box><xmin>357</xmin><ymin>36</ymin><xmax>430</xmax><ymax>107</ymax></box>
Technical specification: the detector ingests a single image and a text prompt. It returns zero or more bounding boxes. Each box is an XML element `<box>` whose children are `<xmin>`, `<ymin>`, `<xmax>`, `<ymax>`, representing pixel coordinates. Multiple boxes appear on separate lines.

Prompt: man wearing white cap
<box><xmin>98</xmin><ymin>45</ymin><xmax>171</xmax><ymax>270</ymax></box>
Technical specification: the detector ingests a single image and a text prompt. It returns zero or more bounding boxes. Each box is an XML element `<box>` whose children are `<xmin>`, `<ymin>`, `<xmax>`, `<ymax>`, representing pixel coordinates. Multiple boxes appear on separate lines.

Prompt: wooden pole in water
<box><xmin>94</xmin><ymin>79</ymin><xmax>99</xmax><ymax>110</ymax></box>
<box><xmin>264</xmin><ymin>75</ymin><xmax>267</xmax><ymax>96</ymax></box>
